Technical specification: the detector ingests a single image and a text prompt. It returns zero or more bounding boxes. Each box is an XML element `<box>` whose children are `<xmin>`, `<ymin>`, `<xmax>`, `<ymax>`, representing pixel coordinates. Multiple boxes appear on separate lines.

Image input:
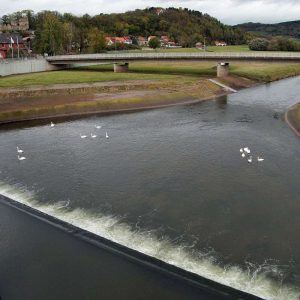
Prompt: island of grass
<box><xmin>1</xmin><ymin>61</ymin><xmax>300</xmax><ymax>124</ymax></box>
<box><xmin>285</xmin><ymin>103</ymin><xmax>300</xmax><ymax>137</ymax></box>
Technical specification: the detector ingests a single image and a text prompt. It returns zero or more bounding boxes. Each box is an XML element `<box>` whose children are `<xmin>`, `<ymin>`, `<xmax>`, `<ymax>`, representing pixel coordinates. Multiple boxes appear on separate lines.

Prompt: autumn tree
<box><xmin>87</xmin><ymin>27</ymin><xmax>106</xmax><ymax>53</ymax></box>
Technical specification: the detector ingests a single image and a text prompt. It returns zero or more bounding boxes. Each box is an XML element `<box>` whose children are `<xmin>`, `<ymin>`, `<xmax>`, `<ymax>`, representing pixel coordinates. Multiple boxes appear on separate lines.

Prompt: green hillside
<box><xmin>235</xmin><ymin>21</ymin><xmax>300</xmax><ymax>39</ymax></box>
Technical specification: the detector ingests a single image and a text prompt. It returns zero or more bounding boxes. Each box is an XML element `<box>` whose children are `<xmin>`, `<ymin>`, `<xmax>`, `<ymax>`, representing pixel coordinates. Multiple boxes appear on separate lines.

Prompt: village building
<box><xmin>0</xmin><ymin>33</ymin><xmax>26</xmax><ymax>58</ymax></box>
<box><xmin>215</xmin><ymin>40</ymin><xmax>227</xmax><ymax>46</ymax></box>
<box><xmin>137</xmin><ymin>36</ymin><xmax>147</xmax><ymax>46</ymax></box>
<box><xmin>0</xmin><ymin>15</ymin><xmax>29</xmax><ymax>32</ymax></box>
<box><xmin>105</xmin><ymin>36</ymin><xmax>132</xmax><ymax>46</ymax></box>
<box><xmin>147</xmin><ymin>36</ymin><xmax>157</xmax><ymax>42</ymax></box>
<box><xmin>195</xmin><ymin>42</ymin><xmax>204</xmax><ymax>49</ymax></box>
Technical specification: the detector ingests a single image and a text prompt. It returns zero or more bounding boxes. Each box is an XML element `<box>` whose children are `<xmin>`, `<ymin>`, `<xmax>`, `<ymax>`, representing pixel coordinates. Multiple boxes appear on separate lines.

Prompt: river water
<box><xmin>0</xmin><ymin>76</ymin><xmax>299</xmax><ymax>299</ymax></box>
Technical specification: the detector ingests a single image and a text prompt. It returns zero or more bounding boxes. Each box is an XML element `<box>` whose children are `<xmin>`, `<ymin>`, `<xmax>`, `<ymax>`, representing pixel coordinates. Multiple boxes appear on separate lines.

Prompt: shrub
<box><xmin>248</xmin><ymin>38</ymin><xmax>269</xmax><ymax>51</ymax></box>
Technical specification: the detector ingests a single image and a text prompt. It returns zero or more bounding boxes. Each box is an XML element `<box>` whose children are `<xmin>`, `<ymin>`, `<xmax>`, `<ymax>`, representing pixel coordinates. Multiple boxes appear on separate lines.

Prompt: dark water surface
<box><xmin>0</xmin><ymin>76</ymin><xmax>300</xmax><ymax>299</ymax></box>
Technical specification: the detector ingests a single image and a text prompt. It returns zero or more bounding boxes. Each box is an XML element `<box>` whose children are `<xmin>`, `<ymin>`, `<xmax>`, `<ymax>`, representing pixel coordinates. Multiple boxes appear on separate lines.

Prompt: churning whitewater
<box><xmin>1</xmin><ymin>181</ymin><xmax>299</xmax><ymax>300</ymax></box>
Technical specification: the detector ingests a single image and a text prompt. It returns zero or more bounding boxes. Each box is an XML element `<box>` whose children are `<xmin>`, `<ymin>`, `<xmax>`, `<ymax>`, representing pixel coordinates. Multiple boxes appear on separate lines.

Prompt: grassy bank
<box><xmin>0</xmin><ymin>80</ymin><xmax>221</xmax><ymax>123</ymax></box>
<box><xmin>0</xmin><ymin>70</ymin><xmax>177</xmax><ymax>88</ymax></box>
<box><xmin>1</xmin><ymin>61</ymin><xmax>300</xmax><ymax>88</ymax></box>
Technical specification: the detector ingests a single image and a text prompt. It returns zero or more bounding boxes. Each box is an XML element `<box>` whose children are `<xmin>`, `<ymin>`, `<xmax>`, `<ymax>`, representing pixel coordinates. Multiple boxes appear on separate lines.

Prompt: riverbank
<box><xmin>0</xmin><ymin>78</ymin><xmax>226</xmax><ymax>123</ymax></box>
<box><xmin>285</xmin><ymin>103</ymin><xmax>300</xmax><ymax>137</ymax></box>
<box><xmin>1</xmin><ymin>61</ymin><xmax>300</xmax><ymax>124</ymax></box>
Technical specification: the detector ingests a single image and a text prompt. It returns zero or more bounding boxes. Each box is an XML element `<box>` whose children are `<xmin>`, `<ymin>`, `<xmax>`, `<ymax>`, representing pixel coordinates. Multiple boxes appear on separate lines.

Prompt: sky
<box><xmin>1</xmin><ymin>0</ymin><xmax>300</xmax><ymax>25</ymax></box>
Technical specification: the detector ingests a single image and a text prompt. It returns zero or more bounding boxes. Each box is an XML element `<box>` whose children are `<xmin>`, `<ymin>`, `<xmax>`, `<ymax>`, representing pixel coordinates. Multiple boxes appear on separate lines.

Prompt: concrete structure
<box><xmin>113</xmin><ymin>63</ymin><xmax>129</xmax><ymax>73</ymax></box>
<box><xmin>217</xmin><ymin>62</ymin><xmax>229</xmax><ymax>77</ymax></box>
<box><xmin>0</xmin><ymin>58</ymin><xmax>60</xmax><ymax>77</ymax></box>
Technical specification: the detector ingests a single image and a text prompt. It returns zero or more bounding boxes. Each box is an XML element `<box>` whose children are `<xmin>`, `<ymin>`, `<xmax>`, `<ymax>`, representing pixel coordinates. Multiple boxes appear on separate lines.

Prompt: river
<box><xmin>0</xmin><ymin>76</ymin><xmax>299</xmax><ymax>299</ymax></box>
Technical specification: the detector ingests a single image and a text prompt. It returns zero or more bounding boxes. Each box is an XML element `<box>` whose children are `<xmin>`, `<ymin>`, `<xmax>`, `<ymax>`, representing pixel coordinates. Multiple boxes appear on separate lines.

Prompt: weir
<box><xmin>0</xmin><ymin>194</ymin><xmax>262</xmax><ymax>300</ymax></box>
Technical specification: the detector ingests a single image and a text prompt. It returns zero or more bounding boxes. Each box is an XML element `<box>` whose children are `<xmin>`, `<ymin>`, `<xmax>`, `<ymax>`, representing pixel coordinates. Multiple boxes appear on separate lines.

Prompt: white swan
<box><xmin>257</xmin><ymin>156</ymin><xmax>264</xmax><ymax>162</ymax></box>
<box><xmin>105</xmin><ymin>132</ymin><xmax>109</xmax><ymax>139</ymax></box>
<box><xmin>241</xmin><ymin>153</ymin><xmax>246</xmax><ymax>158</ymax></box>
<box><xmin>91</xmin><ymin>133</ymin><xmax>97</xmax><ymax>138</ymax></box>
<box><xmin>50</xmin><ymin>122</ymin><xmax>55</xmax><ymax>127</ymax></box>
<box><xmin>247</xmin><ymin>156</ymin><xmax>253</xmax><ymax>163</ymax></box>
<box><xmin>244</xmin><ymin>147</ymin><xmax>251</xmax><ymax>154</ymax></box>
<box><xmin>95</xmin><ymin>125</ymin><xmax>102</xmax><ymax>129</ymax></box>
<box><xmin>80</xmin><ymin>134</ymin><xmax>87</xmax><ymax>139</ymax></box>
<box><xmin>17</xmin><ymin>146</ymin><xmax>23</xmax><ymax>153</ymax></box>
<box><xmin>17</xmin><ymin>155</ymin><xmax>26</xmax><ymax>161</ymax></box>
<box><xmin>240</xmin><ymin>148</ymin><xmax>244</xmax><ymax>153</ymax></box>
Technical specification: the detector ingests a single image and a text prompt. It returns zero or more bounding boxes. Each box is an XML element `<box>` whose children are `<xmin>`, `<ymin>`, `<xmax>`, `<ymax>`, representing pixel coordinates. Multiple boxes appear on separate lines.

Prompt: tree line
<box><xmin>1</xmin><ymin>8</ymin><xmax>251</xmax><ymax>55</ymax></box>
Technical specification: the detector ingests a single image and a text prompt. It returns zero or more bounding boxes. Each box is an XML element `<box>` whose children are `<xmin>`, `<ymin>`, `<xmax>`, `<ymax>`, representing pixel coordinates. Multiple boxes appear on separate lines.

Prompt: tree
<box><xmin>148</xmin><ymin>37</ymin><xmax>160</xmax><ymax>49</ymax></box>
<box><xmin>248</xmin><ymin>38</ymin><xmax>269</xmax><ymax>51</ymax></box>
<box><xmin>87</xmin><ymin>27</ymin><xmax>106</xmax><ymax>53</ymax></box>
<box><xmin>36</xmin><ymin>12</ymin><xmax>64</xmax><ymax>55</ymax></box>
<box><xmin>63</xmin><ymin>22</ymin><xmax>74</xmax><ymax>53</ymax></box>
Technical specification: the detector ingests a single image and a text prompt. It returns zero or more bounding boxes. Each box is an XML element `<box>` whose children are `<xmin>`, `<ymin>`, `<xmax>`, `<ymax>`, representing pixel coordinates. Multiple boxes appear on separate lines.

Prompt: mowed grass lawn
<box><xmin>0</xmin><ymin>70</ymin><xmax>179</xmax><ymax>88</ymax></box>
<box><xmin>1</xmin><ymin>60</ymin><xmax>300</xmax><ymax>88</ymax></box>
<box><xmin>84</xmin><ymin>61</ymin><xmax>300</xmax><ymax>82</ymax></box>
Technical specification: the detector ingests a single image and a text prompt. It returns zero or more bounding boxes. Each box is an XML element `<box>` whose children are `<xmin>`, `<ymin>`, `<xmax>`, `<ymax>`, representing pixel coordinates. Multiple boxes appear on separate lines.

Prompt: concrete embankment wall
<box><xmin>0</xmin><ymin>59</ymin><xmax>60</xmax><ymax>77</ymax></box>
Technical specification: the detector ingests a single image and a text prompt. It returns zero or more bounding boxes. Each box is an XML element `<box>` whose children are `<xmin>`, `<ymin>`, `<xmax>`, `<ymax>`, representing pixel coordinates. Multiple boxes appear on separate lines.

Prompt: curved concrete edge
<box><xmin>0</xmin><ymin>195</ymin><xmax>263</xmax><ymax>300</ymax></box>
<box><xmin>285</xmin><ymin>104</ymin><xmax>300</xmax><ymax>137</ymax></box>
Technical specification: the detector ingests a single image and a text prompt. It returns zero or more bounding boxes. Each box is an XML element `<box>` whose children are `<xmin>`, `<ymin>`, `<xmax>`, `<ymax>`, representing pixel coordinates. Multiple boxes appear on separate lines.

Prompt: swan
<box><xmin>241</xmin><ymin>153</ymin><xmax>246</xmax><ymax>158</ymax></box>
<box><xmin>105</xmin><ymin>132</ymin><xmax>109</xmax><ymax>139</ymax></box>
<box><xmin>17</xmin><ymin>147</ymin><xmax>23</xmax><ymax>153</ymax></box>
<box><xmin>240</xmin><ymin>148</ymin><xmax>244</xmax><ymax>153</ymax></box>
<box><xmin>80</xmin><ymin>134</ymin><xmax>87</xmax><ymax>139</ymax></box>
<box><xmin>50</xmin><ymin>122</ymin><xmax>55</xmax><ymax>127</ymax></box>
<box><xmin>17</xmin><ymin>155</ymin><xmax>26</xmax><ymax>161</ymax></box>
<box><xmin>247</xmin><ymin>156</ymin><xmax>253</xmax><ymax>163</ymax></box>
<box><xmin>257</xmin><ymin>156</ymin><xmax>264</xmax><ymax>162</ymax></box>
<box><xmin>95</xmin><ymin>125</ymin><xmax>102</xmax><ymax>129</ymax></box>
<box><xmin>244</xmin><ymin>147</ymin><xmax>251</xmax><ymax>154</ymax></box>
<box><xmin>91</xmin><ymin>133</ymin><xmax>97</xmax><ymax>138</ymax></box>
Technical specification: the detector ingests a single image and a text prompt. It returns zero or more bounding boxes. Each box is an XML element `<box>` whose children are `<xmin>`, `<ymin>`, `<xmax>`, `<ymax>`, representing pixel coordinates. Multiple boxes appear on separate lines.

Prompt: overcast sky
<box><xmin>1</xmin><ymin>0</ymin><xmax>300</xmax><ymax>25</ymax></box>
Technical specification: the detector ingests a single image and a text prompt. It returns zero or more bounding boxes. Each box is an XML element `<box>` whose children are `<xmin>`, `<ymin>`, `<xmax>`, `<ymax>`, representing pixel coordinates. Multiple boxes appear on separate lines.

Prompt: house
<box><xmin>105</xmin><ymin>36</ymin><xmax>132</xmax><ymax>46</ymax></box>
<box><xmin>137</xmin><ymin>36</ymin><xmax>147</xmax><ymax>46</ymax></box>
<box><xmin>215</xmin><ymin>40</ymin><xmax>227</xmax><ymax>46</ymax></box>
<box><xmin>0</xmin><ymin>33</ymin><xmax>25</xmax><ymax>59</ymax></box>
<box><xmin>155</xmin><ymin>8</ymin><xmax>165</xmax><ymax>15</ymax></box>
<box><xmin>147</xmin><ymin>36</ymin><xmax>157</xmax><ymax>42</ymax></box>
<box><xmin>195</xmin><ymin>42</ymin><xmax>203</xmax><ymax>49</ymax></box>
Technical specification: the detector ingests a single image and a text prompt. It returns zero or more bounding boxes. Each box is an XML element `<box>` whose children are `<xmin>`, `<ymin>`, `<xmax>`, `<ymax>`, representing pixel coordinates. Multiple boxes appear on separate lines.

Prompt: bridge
<box><xmin>46</xmin><ymin>52</ymin><xmax>300</xmax><ymax>65</ymax></box>
<box><xmin>46</xmin><ymin>52</ymin><xmax>300</xmax><ymax>75</ymax></box>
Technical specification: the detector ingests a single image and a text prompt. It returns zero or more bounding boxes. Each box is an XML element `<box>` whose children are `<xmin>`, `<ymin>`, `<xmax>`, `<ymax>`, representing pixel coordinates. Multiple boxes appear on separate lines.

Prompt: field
<box><xmin>1</xmin><ymin>61</ymin><xmax>300</xmax><ymax>88</ymax></box>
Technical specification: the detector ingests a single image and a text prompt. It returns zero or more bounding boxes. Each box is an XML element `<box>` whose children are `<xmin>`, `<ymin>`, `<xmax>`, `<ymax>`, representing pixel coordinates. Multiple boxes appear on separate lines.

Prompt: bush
<box><xmin>267</xmin><ymin>37</ymin><xmax>300</xmax><ymax>52</ymax></box>
<box><xmin>248</xmin><ymin>38</ymin><xmax>269</xmax><ymax>51</ymax></box>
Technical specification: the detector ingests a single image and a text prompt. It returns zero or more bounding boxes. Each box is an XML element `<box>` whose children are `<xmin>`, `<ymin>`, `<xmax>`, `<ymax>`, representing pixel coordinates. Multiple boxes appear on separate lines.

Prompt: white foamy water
<box><xmin>1</xmin><ymin>182</ymin><xmax>299</xmax><ymax>300</ymax></box>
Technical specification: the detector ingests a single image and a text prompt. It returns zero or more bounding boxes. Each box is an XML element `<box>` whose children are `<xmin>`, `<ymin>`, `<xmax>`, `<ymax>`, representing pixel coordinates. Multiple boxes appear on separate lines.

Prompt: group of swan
<box><xmin>240</xmin><ymin>147</ymin><xmax>264</xmax><ymax>163</ymax></box>
<box><xmin>17</xmin><ymin>146</ymin><xmax>26</xmax><ymax>161</ymax></box>
<box><xmin>81</xmin><ymin>125</ymin><xmax>109</xmax><ymax>140</ymax></box>
<box><xmin>50</xmin><ymin>121</ymin><xmax>109</xmax><ymax>140</ymax></box>
<box><xmin>17</xmin><ymin>122</ymin><xmax>108</xmax><ymax>161</ymax></box>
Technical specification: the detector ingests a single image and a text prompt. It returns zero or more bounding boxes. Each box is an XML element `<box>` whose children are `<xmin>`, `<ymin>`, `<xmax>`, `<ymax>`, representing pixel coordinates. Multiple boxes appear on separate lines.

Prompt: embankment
<box><xmin>285</xmin><ymin>103</ymin><xmax>300</xmax><ymax>137</ymax></box>
<box><xmin>0</xmin><ymin>79</ymin><xmax>226</xmax><ymax>124</ymax></box>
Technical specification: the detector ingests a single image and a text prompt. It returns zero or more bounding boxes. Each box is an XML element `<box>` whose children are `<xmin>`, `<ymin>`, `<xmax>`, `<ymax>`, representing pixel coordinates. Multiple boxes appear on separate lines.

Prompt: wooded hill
<box><xmin>235</xmin><ymin>20</ymin><xmax>300</xmax><ymax>40</ymax></box>
<box><xmin>1</xmin><ymin>7</ymin><xmax>250</xmax><ymax>53</ymax></box>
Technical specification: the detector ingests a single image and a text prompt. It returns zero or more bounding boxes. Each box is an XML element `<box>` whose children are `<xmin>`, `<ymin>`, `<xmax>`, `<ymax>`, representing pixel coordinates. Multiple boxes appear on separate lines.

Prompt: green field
<box><xmin>1</xmin><ymin>60</ymin><xmax>300</xmax><ymax>88</ymax></box>
<box><xmin>0</xmin><ymin>70</ymin><xmax>179</xmax><ymax>88</ymax></box>
<box><xmin>125</xmin><ymin>45</ymin><xmax>251</xmax><ymax>53</ymax></box>
<box><xmin>82</xmin><ymin>61</ymin><xmax>300</xmax><ymax>82</ymax></box>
